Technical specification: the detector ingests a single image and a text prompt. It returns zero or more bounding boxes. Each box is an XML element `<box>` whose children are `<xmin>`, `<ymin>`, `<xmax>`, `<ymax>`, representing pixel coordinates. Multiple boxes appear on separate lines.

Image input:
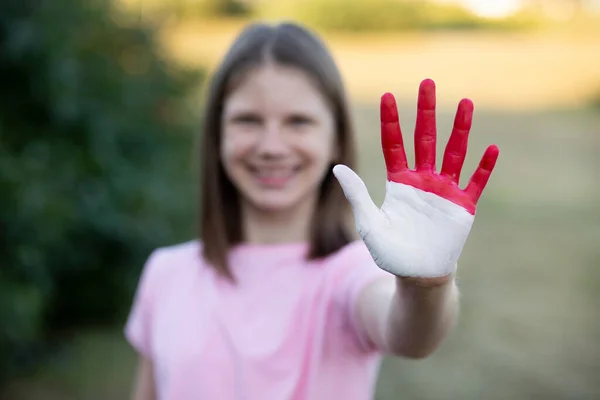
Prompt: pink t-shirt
<box><xmin>125</xmin><ymin>239</ymin><xmax>389</xmax><ymax>400</ymax></box>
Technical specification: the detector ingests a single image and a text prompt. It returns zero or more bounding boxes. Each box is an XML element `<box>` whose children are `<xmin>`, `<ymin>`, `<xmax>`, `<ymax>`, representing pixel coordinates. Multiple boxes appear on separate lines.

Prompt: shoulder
<box><xmin>138</xmin><ymin>239</ymin><xmax>205</xmax><ymax>291</ymax></box>
<box><xmin>150</xmin><ymin>239</ymin><xmax>203</xmax><ymax>264</ymax></box>
<box><xmin>322</xmin><ymin>239</ymin><xmax>389</xmax><ymax>292</ymax></box>
<box><xmin>317</xmin><ymin>239</ymin><xmax>382</xmax><ymax>285</ymax></box>
<box><xmin>125</xmin><ymin>240</ymin><xmax>205</xmax><ymax>355</ymax></box>
<box><xmin>322</xmin><ymin>239</ymin><xmax>377</xmax><ymax>267</ymax></box>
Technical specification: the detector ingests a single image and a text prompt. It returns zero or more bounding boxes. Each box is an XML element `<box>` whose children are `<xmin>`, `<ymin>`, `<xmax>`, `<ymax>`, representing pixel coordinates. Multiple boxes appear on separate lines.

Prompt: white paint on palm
<box><xmin>333</xmin><ymin>164</ymin><xmax>474</xmax><ymax>278</ymax></box>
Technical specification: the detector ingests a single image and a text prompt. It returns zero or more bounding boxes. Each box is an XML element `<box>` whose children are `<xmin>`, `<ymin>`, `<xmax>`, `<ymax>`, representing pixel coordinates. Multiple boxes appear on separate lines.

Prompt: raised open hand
<box><xmin>333</xmin><ymin>79</ymin><xmax>499</xmax><ymax>279</ymax></box>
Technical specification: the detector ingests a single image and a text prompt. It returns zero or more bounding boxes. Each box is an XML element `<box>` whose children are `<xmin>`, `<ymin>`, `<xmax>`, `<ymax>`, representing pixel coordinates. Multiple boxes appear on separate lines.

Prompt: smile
<box><xmin>247</xmin><ymin>165</ymin><xmax>301</xmax><ymax>188</ymax></box>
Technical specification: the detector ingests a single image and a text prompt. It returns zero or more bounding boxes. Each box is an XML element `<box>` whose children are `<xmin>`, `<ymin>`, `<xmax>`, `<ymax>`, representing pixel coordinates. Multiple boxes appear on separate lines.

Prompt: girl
<box><xmin>126</xmin><ymin>21</ymin><xmax>499</xmax><ymax>400</ymax></box>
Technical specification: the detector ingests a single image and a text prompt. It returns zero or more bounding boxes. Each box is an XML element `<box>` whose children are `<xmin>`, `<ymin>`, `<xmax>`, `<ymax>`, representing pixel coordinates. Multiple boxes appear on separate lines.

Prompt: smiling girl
<box><xmin>125</xmin><ymin>22</ymin><xmax>499</xmax><ymax>400</ymax></box>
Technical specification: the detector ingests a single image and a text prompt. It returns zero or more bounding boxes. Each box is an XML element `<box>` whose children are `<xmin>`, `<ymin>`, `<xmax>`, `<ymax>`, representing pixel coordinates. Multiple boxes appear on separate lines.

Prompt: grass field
<box><xmin>3</xmin><ymin>20</ymin><xmax>599</xmax><ymax>400</ymax></box>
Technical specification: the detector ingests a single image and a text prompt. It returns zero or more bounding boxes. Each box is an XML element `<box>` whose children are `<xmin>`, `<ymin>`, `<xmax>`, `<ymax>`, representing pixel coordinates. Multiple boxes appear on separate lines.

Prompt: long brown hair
<box><xmin>199</xmin><ymin>22</ymin><xmax>357</xmax><ymax>280</ymax></box>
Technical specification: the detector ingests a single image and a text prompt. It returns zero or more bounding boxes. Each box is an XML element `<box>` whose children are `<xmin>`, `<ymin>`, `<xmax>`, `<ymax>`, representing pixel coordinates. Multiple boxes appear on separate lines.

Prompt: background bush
<box><xmin>129</xmin><ymin>0</ymin><xmax>253</xmax><ymax>21</ymax></box>
<box><xmin>133</xmin><ymin>0</ymin><xmax>543</xmax><ymax>32</ymax></box>
<box><xmin>0</xmin><ymin>0</ymin><xmax>203</xmax><ymax>382</ymax></box>
<box><xmin>254</xmin><ymin>0</ymin><xmax>543</xmax><ymax>32</ymax></box>
<box><xmin>591</xmin><ymin>87</ymin><xmax>600</xmax><ymax>109</ymax></box>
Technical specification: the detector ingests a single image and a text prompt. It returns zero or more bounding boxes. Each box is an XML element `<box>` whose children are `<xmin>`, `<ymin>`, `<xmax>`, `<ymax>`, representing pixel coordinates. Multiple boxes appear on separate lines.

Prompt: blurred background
<box><xmin>1</xmin><ymin>0</ymin><xmax>599</xmax><ymax>399</ymax></box>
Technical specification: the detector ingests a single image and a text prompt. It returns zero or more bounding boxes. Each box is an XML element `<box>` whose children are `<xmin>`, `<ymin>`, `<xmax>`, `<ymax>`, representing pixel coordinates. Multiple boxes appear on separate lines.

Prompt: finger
<box><xmin>464</xmin><ymin>145</ymin><xmax>500</xmax><ymax>204</ymax></box>
<box><xmin>332</xmin><ymin>164</ymin><xmax>379</xmax><ymax>235</ymax></box>
<box><xmin>381</xmin><ymin>92</ymin><xmax>408</xmax><ymax>176</ymax></box>
<box><xmin>440</xmin><ymin>98</ymin><xmax>474</xmax><ymax>184</ymax></box>
<box><xmin>415</xmin><ymin>79</ymin><xmax>437</xmax><ymax>172</ymax></box>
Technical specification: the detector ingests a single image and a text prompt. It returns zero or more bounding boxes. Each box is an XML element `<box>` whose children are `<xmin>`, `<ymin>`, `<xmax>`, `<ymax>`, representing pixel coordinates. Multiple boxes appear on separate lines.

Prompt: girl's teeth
<box><xmin>257</xmin><ymin>170</ymin><xmax>291</xmax><ymax>178</ymax></box>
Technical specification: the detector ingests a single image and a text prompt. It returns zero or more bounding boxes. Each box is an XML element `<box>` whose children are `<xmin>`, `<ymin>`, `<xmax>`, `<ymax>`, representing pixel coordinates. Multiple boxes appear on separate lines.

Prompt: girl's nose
<box><xmin>255</xmin><ymin>122</ymin><xmax>289</xmax><ymax>158</ymax></box>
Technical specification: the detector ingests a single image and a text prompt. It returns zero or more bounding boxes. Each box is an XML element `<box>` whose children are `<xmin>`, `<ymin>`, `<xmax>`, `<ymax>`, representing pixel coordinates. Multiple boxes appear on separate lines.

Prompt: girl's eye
<box><xmin>287</xmin><ymin>115</ymin><xmax>314</xmax><ymax>127</ymax></box>
<box><xmin>231</xmin><ymin>113</ymin><xmax>261</xmax><ymax>125</ymax></box>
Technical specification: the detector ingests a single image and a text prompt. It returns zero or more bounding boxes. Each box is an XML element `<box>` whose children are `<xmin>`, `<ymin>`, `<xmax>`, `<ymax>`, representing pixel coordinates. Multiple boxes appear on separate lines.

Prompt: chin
<box><xmin>231</xmin><ymin>165</ymin><xmax>323</xmax><ymax>215</ymax></box>
<box><xmin>246</xmin><ymin>193</ymin><xmax>304</xmax><ymax>214</ymax></box>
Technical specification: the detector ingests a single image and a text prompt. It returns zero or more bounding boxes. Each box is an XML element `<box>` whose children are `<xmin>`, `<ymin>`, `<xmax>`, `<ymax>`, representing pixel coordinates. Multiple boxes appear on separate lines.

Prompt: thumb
<box><xmin>332</xmin><ymin>164</ymin><xmax>380</xmax><ymax>233</ymax></box>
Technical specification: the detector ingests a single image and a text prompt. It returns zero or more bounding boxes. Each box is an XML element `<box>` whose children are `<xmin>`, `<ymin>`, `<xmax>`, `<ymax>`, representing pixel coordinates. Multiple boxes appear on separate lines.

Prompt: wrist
<box><xmin>396</xmin><ymin>272</ymin><xmax>455</xmax><ymax>289</ymax></box>
<box><xmin>394</xmin><ymin>273</ymin><xmax>458</xmax><ymax>311</ymax></box>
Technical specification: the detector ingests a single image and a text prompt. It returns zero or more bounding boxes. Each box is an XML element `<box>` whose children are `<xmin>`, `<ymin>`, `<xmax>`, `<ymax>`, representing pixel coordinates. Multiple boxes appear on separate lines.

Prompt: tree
<box><xmin>0</xmin><ymin>0</ymin><xmax>202</xmax><ymax>381</ymax></box>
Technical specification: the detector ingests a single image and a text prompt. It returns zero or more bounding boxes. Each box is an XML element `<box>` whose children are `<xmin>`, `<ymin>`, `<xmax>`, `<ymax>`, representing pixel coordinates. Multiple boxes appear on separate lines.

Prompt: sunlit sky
<box><xmin>434</xmin><ymin>0</ymin><xmax>524</xmax><ymax>18</ymax></box>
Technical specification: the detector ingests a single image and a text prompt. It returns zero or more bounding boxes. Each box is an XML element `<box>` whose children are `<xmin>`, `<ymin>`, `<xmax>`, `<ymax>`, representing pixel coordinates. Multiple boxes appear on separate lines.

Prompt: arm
<box><xmin>356</xmin><ymin>274</ymin><xmax>459</xmax><ymax>358</ymax></box>
<box><xmin>333</xmin><ymin>79</ymin><xmax>498</xmax><ymax>359</ymax></box>
<box><xmin>131</xmin><ymin>355</ymin><xmax>156</xmax><ymax>400</ymax></box>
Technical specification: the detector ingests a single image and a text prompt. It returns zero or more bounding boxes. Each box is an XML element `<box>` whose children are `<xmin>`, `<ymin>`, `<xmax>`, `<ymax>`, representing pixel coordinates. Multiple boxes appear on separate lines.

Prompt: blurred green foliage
<box><xmin>133</xmin><ymin>0</ymin><xmax>252</xmax><ymax>21</ymax></box>
<box><xmin>132</xmin><ymin>0</ymin><xmax>544</xmax><ymax>32</ymax></box>
<box><xmin>174</xmin><ymin>0</ymin><xmax>252</xmax><ymax>19</ymax></box>
<box><xmin>0</xmin><ymin>0</ymin><xmax>202</xmax><ymax>382</ymax></box>
<box><xmin>591</xmin><ymin>88</ymin><xmax>600</xmax><ymax>110</ymax></box>
<box><xmin>259</xmin><ymin>0</ymin><xmax>543</xmax><ymax>32</ymax></box>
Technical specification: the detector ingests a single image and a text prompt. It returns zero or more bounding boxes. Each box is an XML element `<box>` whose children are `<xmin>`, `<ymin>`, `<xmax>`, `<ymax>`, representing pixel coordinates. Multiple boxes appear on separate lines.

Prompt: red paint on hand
<box><xmin>381</xmin><ymin>79</ymin><xmax>499</xmax><ymax>215</ymax></box>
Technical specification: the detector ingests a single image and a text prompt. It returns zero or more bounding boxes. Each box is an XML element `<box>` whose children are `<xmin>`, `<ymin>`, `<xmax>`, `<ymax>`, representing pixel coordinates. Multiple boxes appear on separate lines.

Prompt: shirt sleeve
<box><xmin>124</xmin><ymin>248</ymin><xmax>166</xmax><ymax>358</ymax></box>
<box><xmin>332</xmin><ymin>240</ymin><xmax>390</xmax><ymax>353</ymax></box>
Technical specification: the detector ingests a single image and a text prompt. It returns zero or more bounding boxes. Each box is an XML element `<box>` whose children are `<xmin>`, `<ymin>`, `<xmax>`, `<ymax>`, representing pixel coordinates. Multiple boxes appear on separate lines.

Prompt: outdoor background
<box><xmin>1</xmin><ymin>0</ymin><xmax>599</xmax><ymax>399</ymax></box>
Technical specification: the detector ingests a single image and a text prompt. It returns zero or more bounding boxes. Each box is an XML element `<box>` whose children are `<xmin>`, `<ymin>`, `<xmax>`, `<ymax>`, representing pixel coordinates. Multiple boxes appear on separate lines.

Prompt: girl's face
<box><xmin>221</xmin><ymin>64</ymin><xmax>337</xmax><ymax>214</ymax></box>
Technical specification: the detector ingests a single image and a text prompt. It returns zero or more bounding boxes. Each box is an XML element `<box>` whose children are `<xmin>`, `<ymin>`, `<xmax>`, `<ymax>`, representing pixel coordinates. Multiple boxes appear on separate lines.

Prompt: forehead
<box><xmin>223</xmin><ymin>64</ymin><xmax>331</xmax><ymax>114</ymax></box>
